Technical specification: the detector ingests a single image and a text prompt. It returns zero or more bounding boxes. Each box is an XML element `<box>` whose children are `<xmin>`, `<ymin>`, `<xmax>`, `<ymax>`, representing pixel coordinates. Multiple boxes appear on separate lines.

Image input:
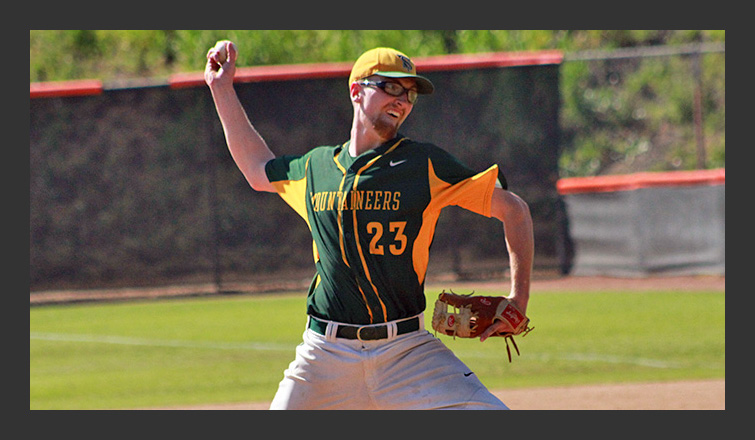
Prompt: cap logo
<box><xmin>397</xmin><ymin>54</ymin><xmax>414</xmax><ymax>73</ymax></box>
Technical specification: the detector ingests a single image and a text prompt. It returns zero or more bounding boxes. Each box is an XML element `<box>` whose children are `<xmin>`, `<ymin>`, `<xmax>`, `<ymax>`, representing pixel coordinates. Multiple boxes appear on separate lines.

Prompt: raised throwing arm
<box><xmin>205</xmin><ymin>41</ymin><xmax>276</xmax><ymax>193</ymax></box>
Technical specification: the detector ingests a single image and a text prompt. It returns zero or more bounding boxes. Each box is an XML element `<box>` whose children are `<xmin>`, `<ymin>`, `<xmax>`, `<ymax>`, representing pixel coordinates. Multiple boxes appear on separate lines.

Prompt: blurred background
<box><xmin>29</xmin><ymin>30</ymin><xmax>725</xmax><ymax>296</ymax></box>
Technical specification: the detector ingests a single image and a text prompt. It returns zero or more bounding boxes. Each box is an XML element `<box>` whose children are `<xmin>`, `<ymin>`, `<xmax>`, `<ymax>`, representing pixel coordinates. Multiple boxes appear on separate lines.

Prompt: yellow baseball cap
<box><xmin>348</xmin><ymin>47</ymin><xmax>434</xmax><ymax>94</ymax></box>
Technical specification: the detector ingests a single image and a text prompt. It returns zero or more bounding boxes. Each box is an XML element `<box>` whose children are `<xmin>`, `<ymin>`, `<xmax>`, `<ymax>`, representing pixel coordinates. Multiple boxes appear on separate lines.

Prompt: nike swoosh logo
<box><xmin>464</xmin><ymin>372</ymin><xmax>474</xmax><ymax>377</ymax></box>
<box><xmin>390</xmin><ymin>160</ymin><xmax>407</xmax><ymax>167</ymax></box>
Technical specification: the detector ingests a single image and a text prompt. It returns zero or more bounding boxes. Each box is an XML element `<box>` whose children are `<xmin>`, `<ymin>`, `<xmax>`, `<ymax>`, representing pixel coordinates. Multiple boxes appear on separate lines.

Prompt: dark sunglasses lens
<box><xmin>382</xmin><ymin>82</ymin><xmax>404</xmax><ymax>96</ymax></box>
<box><xmin>382</xmin><ymin>82</ymin><xmax>418</xmax><ymax>104</ymax></box>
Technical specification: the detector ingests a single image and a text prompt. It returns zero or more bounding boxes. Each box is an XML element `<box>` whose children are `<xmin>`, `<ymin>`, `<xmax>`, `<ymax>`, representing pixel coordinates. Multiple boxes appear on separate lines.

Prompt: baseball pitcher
<box><xmin>205</xmin><ymin>41</ymin><xmax>534</xmax><ymax>410</ymax></box>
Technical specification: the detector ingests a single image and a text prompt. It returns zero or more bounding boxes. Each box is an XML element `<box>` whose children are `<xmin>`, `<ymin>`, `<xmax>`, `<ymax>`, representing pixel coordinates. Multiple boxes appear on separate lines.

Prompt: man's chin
<box><xmin>373</xmin><ymin>119</ymin><xmax>400</xmax><ymax>140</ymax></box>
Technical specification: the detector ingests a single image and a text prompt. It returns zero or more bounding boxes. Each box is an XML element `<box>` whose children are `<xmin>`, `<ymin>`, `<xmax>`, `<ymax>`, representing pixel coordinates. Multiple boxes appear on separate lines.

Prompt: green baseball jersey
<box><xmin>265</xmin><ymin>135</ymin><xmax>506</xmax><ymax>325</ymax></box>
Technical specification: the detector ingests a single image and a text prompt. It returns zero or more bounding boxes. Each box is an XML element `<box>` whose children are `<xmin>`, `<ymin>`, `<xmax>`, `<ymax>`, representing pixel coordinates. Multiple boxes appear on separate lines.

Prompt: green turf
<box><xmin>29</xmin><ymin>288</ymin><xmax>724</xmax><ymax>409</ymax></box>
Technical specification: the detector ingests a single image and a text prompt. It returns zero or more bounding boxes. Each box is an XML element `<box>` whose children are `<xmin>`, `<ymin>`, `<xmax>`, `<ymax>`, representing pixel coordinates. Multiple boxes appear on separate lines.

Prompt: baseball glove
<box><xmin>431</xmin><ymin>290</ymin><xmax>533</xmax><ymax>361</ymax></box>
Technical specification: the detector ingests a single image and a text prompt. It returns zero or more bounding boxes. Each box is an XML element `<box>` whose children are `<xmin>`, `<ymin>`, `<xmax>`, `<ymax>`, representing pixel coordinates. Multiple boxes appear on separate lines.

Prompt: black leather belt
<box><xmin>308</xmin><ymin>316</ymin><xmax>421</xmax><ymax>341</ymax></box>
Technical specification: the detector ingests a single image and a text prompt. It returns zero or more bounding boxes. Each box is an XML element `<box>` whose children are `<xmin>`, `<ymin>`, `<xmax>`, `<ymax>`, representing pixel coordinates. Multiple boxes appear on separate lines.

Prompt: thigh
<box><xmin>372</xmin><ymin>331</ymin><xmax>508</xmax><ymax>410</ymax></box>
<box><xmin>269</xmin><ymin>330</ymin><xmax>376</xmax><ymax>410</ymax></box>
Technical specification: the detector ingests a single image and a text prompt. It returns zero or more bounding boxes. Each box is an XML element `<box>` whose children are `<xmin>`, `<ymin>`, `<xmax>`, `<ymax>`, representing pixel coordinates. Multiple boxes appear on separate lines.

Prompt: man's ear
<box><xmin>349</xmin><ymin>82</ymin><xmax>363</xmax><ymax>103</ymax></box>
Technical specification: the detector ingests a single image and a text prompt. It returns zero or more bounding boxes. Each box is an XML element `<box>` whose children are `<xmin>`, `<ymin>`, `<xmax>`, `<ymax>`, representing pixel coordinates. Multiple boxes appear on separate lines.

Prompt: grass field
<box><xmin>29</xmin><ymin>287</ymin><xmax>725</xmax><ymax>410</ymax></box>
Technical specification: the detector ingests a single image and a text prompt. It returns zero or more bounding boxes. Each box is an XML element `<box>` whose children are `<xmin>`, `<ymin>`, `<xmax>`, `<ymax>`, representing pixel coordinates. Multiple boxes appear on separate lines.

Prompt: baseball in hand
<box><xmin>212</xmin><ymin>40</ymin><xmax>235</xmax><ymax>64</ymax></box>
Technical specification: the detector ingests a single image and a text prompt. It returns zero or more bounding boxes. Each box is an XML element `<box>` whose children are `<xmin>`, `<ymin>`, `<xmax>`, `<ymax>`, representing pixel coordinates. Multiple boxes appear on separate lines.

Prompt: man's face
<box><xmin>358</xmin><ymin>76</ymin><xmax>417</xmax><ymax>140</ymax></box>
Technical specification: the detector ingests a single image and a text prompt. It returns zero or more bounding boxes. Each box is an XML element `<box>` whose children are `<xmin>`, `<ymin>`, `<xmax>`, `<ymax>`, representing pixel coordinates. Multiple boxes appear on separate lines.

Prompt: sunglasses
<box><xmin>359</xmin><ymin>80</ymin><xmax>418</xmax><ymax>104</ymax></box>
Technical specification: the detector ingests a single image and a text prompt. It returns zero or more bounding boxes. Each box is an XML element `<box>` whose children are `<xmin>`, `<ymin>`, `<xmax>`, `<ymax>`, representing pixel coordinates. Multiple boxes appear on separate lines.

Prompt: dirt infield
<box><xmin>149</xmin><ymin>379</ymin><xmax>724</xmax><ymax>410</ymax></box>
<box><xmin>499</xmin><ymin>379</ymin><xmax>725</xmax><ymax>410</ymax></box>
<box><xmin>30</xmin><ymin>274</ymin><xmax>726</xmax><ymax>306</ymax></box>
<box><xmin>459</xmin><ymin>274</ymin><xmax>726</xmax><ymax>293</ymax></box>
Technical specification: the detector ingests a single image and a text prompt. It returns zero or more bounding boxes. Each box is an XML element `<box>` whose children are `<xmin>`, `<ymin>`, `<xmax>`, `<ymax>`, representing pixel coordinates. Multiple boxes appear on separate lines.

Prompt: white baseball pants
<box><xmin>269</xmin><ymin>318</ymin><xmax>508</xmax><ymax>410</ymax></box>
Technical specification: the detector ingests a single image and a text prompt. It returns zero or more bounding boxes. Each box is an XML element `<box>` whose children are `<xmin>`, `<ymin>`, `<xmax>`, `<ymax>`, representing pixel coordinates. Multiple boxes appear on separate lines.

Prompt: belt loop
<box><xmin>387</xmin><ymin>322</ymin><xmax>397</xmax><ymax>340</ymax></box>
<box><xmin>325</xmin><ymin>321</ymin><xmax>338</xmax><ymax>341</ymax></box>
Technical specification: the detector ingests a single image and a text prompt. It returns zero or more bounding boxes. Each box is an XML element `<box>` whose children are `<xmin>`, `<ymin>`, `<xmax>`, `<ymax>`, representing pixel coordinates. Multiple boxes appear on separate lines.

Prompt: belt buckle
<box><xmin>357</xmin><ymin>325</ymin><xmax>376</xmax><ymax>341</ymax></box>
